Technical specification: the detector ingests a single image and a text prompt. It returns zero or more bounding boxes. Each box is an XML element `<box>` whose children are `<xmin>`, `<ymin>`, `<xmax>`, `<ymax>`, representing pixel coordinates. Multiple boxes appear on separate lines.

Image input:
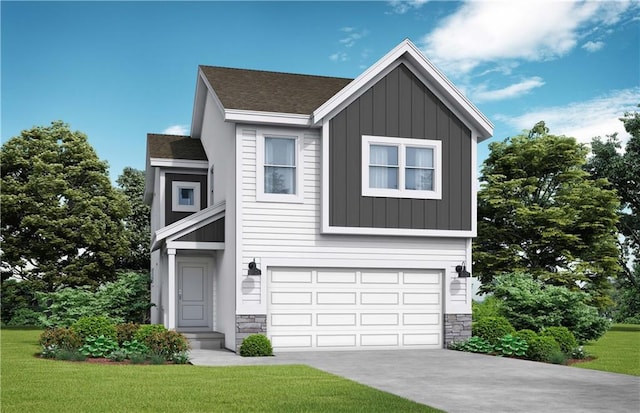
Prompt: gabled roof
<box><xmin>313</xmin><ymin>39</ymin><xmax>493</xmax><ymax>141</ymax></box>
<box><xmin>199</xmin><ymin>66</ymin><xmax>352</xmax><ymax>115</ymax></box>
<box><xmin>147</xmin><ymin>134</ymin><xmax>207</xmax><ymax>160</ymax></box>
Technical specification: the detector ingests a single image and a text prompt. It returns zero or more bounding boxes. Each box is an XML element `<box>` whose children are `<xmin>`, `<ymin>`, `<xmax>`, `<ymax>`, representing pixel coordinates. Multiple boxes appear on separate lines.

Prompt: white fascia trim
<box><xmin>321</xmin><ymin>225</ymin><xmax>476</xmax><ymax>238</ymax></box>
<box><xmin>225</xmin><ymin>109</ymin><xmax>312</xmax><ymax>127</ymax></box>
<box><xmin>165</xmin><ymin>241</ymin><xmax>224</xmax><ymax>250</ymax></box>
<box><xmin>235</xmin><ymin>126</ymin><xmax>245</xmax><ymax>316</ymax></box>
<box><xmin>149</xmin><ymin>158</ymin><xmax>209</xmax><ymax>169</ymax></box>
<box><xmin>312</xmin><ymin>39</ymin><xmax>493</xmax><ymax>140</ymax></box>
<box><xmin>151</xmin><ymin>201</ymin><xmax>226</xmax><ymax>251</ymax></box>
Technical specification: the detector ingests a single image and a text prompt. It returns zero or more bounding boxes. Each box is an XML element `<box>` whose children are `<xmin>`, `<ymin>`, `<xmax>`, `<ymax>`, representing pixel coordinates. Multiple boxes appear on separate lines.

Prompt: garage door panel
<box><xmin>403</xmin><ymin>292</ymin><xmax>440</xmax><ymax>305</ymax></box>
<box><xmin>317</xmin><ymin>271</ymin><xmax>357</xmax><ymax>283</ymax></box>
<box><xmin>361</xmin><ymin>313</ymin><xmax>399</xmax><ymax>326</ymax></box>
<box><xmin>317</xmin><ymin>313</ymin><xmax>357</xmax><ymax>326</ymax></box>
<box><xmin>268</xmin><ymin>268</ymin><xmax>443</xmax><ymax>351</ymax></box>
<box><xmin>361</xmin><ymin>272</ymin><xmax>399</xmax><ymax>284</ymax></box>
<box><xmin>271</xmin><ymin>313</ymin><xmax>312</xmax><ymax>326</ymax></box>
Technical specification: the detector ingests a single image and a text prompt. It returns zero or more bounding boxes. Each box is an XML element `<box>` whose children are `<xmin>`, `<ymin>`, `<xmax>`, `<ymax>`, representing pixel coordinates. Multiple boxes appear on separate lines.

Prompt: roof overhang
<box><xmin>313</xmin><ymin>39</ymin><xmax>493</xmax><ymax>141</ymax></box>
<box><xmin>151</xmin><ymin>201</ymin><xmax>226</xmax><ymax>252</ymax></box>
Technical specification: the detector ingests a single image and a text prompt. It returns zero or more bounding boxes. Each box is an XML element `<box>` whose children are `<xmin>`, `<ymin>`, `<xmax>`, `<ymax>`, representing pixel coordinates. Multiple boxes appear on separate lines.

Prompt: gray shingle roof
<box><xmin>200</xmin><ymin>66</ymin><xmax>353</xmax><ymax>115</ymax></box>
<box><xmin>147</xmin><ymin>134</ymin><xmax>207</xmax><ymax>161</ymax></box>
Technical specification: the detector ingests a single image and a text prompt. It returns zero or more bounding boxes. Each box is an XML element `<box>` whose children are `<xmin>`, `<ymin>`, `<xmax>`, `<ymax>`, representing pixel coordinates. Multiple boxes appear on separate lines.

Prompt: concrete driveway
<box><xmin>190</xmin><ymin>349</ymin><xmax>640</xmax><ymax>413</ymax></box>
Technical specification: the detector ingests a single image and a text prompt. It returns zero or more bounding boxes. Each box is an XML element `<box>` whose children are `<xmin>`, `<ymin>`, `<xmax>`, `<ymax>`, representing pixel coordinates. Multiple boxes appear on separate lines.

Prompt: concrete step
<box><xmin>180</xmin><ymin>331</ymin><xmax>225</xmax><ymax>350</ymax></box>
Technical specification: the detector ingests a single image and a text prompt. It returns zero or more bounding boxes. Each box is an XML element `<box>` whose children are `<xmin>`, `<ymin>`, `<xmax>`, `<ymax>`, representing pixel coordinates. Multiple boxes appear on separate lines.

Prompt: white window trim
<box><xmin>256</xmin><ymin>129</ymin><xmax>304</xmax><ymax>203</ymax></box>
<box><xmin>171</xmin><ymin>181</ymin><xmax>201</xmax><ymax>212</ymax></box>
<box><xmin>361</xmin><ymin>135</ymin><xmax>442</xmax><ymax>200</ymax></box>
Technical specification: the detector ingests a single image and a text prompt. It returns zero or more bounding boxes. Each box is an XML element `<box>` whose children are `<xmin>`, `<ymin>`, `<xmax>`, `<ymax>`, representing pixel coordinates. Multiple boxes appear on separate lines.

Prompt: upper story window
<box><xmin>362</xmin><ymin>135</ymin><xmax>442</xmax><ymax>200</ymax></box>
<box><xmin>256</xmin><ymin>129</ymin><xmax>303</xmax><ymax>203</ymax></box>
<box><xmin>172</xmin><ymin>181</ymin><xmax>201</xmax><ymax>212</ymax></box>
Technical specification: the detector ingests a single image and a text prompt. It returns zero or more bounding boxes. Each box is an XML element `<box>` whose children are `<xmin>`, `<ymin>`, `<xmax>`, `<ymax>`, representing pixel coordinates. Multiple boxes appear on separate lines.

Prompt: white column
<box><xmin>167</xmin><ymin>248</ymin><xmax>177</xmax><ymax>330</ymax></box>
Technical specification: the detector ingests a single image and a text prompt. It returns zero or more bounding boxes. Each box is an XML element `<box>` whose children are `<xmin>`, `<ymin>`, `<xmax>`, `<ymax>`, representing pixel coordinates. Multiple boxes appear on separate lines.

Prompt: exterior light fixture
<box><xmin>455</xmin><ymin>262</ymin><xmax>470</xmax><ymax>278</ymax></box>
<box><xmin>248</xmin><ymin>259</ymin><xmax>261</xmax><ymax>276</ymax></box>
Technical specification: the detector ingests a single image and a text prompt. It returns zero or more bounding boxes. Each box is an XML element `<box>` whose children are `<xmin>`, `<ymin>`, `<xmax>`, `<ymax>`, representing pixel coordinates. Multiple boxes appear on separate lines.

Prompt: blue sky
<box><xmin>2</xmin><ymin>1</ymin><xmax>639</xmax><ymax>182</ymax></box>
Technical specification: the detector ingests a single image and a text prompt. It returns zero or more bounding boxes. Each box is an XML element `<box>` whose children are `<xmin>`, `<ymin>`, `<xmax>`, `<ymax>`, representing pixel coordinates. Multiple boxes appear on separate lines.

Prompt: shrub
<box><xmin>491</xmin><ymin>272</ymin><xmax>611</xmax><ymax>343</ymax></box>
<box><xmin>472</xmin><ymin>316</ymin><xmax>516</xmax><ymax>344</ymax></box>
<box><xmin>37</xmin><ymin>287</ymin><xmax>100</xmax><ymax>327</ymax></box>
<box><xmin>134</xmin><ymin>324</ymin><xmax>167</xmax><ymax>343</ymax></box>
<box><xmin>108</xmin><ymin>349</ymin><xmax>128</xmax><ymax>362</ymax></box>
<box><xmin>570</xmin><ymin>346</ymin><xmax>590</xmax><ymax>360</ymax></box>
<box><xmin>527</xmin><ymin>335</ymin><xmax>561</xmax><ymax>362</ymax></box>
<box><xmin>56</xmin><ymin>349</ymin><xmax>87</xmax><ymax>361</ymax></box>
<box><xmin>448</xmin><ymin>336</ymin><xmax>493</xmax><ymax>353</ymax></box>
<box><xmin>129</xmin><ymin>352</ymin><xmax>147</xmax><ymax>364</ymax></box>
<box><xmin>39</xmin><ymin>327</ymin><xmax>82</xmax><ymax>350</ymax></box>
<box><xmin>541</xmin><ymin>326</ymin><xmax>577</xmax><ymax>354</ymax></box>
<box><xmin>1</xmin><ymin>279</ymin><xmax>45</xmax><ymax>325</ymax></box>
<box><xmin>79</xmin><ymin>335</ymin><xmax>120</xmax><ymax>358</ymax></box>
<box><xmin>549</xmin><ymin>349</ymin><xmax>568</xmax><ymax>365</ymax></box>
<box><xmin>144</xmin><ymin>331</ymin><xmax>189</xmax><ymax>360</ymax></box>
<box><xmin>40</xmin><ymin>345</ymin><xmax>59</xmax><ymax>359</ymax></box>
<box><xmin>149</xmin><ymin>352</ymin><xmax>166</xmax><ymax>365</ymax></box>
<box><xmin>116</xmin><ymin>322</ymin><xmax>140</xmax><ymax>345</ymax></box>
<box><xmin>121</xmin><ymin>339</ymin><xmax>149</xmax><ymax>357</ymax></box>
<box><xmin>240</xmin><ymin>334</ymin><xmax>273</xmax><ymax>357</ymax></box>
<box><xmin>171</xmin><ymin>351</ymin><xmax>190</xmax><ymax>364</ymax></box>
<box><xmin>472</xmin><ymin>295</ymin><xmax>502</xmax><ymax>322</ymax></box>
<box><xmin>514</xmin><ymin>329</ymin><xmax>538</xmax><ymax>345</ymax></box>
<box><xmin>5</xmin><ymin>307</ymin><xmax>44</xmax><ymax>327</ymax></box>
<box><xmin>493</xmin><ymin>334</ymin><xmax>528</xmax><ymax>357</ymax></box>
<box><xmin>72</xmin><ymin>316</ymin><xmax>117</xmax><ymax>341</ymax></box>
<box><xmin>96</xmin><ymin>272</ymin><xmax>152</xmax><ymax>324</ymax></box>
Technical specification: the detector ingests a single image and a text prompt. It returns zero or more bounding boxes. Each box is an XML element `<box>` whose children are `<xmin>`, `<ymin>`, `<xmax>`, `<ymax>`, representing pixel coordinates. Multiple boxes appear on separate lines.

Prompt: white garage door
<box><xmin>267</xmin><ymin>268</ymin><xmax>443</xmax><ymax>351</ymax></box>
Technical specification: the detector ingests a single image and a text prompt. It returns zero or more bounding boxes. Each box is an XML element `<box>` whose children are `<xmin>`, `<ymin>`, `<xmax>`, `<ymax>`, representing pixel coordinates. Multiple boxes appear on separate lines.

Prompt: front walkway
<box><xmin>189</xmin><ymin>349</ymin><xmax>640</xmax><ymax>413</ymax></box>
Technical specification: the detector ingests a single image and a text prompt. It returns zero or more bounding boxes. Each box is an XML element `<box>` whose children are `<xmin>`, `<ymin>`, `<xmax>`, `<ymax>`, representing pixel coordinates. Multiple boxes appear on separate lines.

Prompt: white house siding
<box><xmin>236</xmin><ymin>124</ymin><xmax>472</xmax><ymax>318</ymax></box>
<box><xmin>200</xmin><ymin>93</ymin><xmax>237</xmax><ymax>349</ymax></box>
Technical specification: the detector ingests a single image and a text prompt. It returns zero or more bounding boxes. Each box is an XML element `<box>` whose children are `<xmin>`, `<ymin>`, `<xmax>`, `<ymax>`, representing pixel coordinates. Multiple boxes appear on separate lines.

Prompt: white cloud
<box><xmin>388</xmin><ymin>0</ymin><xmax>429</xmax><ymax>15</ymax></box>
<box><xmin>338</xmin><ymin>27</ymin><xmax>368</xmax><ymax>48</ymax></box>
<box><xmin>582</xmin><ymin>40</ymin><xmax>605</xmax><ymax>53</ymax></box>
<box><xmin>329</xmin><ymin>52</ymin><xmax>348</xmax><ymax>62</ymax></box>
<box><xmin>421</xmin><ymin>1</ymin><xmax>632</xmax><ymax>76</ymax></box>
<box><xmin>162</xmin><ymin>124</ymin><xmax>189</xmax><ymax>135</ymax></box>
<box><xmin>473</xmin><ymin>77</ymin><xmax>545</xmax><ymax>103</ymax></box>
<box><xmin>495</xmin><ymin>88</ymin><xmax>640</xmax><ymax>144</ymax></box>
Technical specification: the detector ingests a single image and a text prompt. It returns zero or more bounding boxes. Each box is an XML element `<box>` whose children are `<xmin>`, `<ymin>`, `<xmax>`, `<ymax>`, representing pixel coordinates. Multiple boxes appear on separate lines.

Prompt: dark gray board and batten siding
<box><xmin>164</xmin><ymin>173</ymin><xmax>224</xmax><ymax>242</ymax></box>
<box><xmin>329</xmin><ymin>64</ymin><xmax>472</xmax><ymax>231</ymax></box>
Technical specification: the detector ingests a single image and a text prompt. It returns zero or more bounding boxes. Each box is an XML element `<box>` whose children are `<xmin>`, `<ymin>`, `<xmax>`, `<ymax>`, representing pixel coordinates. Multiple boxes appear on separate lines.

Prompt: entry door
<box><xmin>177</xmin><ymin>258</ymin><xmax>212</xmax><ymax>328</ymax></box>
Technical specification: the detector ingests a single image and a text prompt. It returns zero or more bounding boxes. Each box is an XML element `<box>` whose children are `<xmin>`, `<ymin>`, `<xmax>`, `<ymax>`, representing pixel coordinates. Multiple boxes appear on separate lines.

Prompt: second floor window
<box><xmin>264</xmin><ymin>137</ymin><xmax>296</xmax><ymax>194</ymax></box>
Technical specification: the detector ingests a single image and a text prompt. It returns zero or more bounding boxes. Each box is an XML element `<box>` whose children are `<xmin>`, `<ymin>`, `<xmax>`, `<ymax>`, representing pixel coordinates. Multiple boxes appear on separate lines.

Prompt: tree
<box><xmin>474</xmin><ymin>121</ymin><xmax>620</xmax><ymax>308</ymax></box>
<box><xmin>116</xmin><ymin>167</ymin><xmax>150</xmax><ymax>271</ymax></box>
<box><xmin>1</xmin><ymin>121</ymin><xmax>129</xmax><ymax>291</ymax></box>
<box><xmin>585</xmin><ymin>107</ymin><xmax>640</xmax><ymax>321</ymax></box>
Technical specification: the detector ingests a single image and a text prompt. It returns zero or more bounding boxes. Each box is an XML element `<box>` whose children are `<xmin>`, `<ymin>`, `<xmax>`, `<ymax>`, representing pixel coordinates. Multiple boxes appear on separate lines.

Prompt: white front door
<box><xmin>177</xmin><ymin>258</ymin><xmax>212</xmax><ymax>328</ymax></box>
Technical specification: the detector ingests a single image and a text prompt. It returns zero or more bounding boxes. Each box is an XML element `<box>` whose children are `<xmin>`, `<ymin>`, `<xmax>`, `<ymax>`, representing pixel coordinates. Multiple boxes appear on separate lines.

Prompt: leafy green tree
<box><xmin>116</xmin><ymin>167</ymin><xmax>150</xmax><ymax>271</ymax></box>
<box><xmin>586</xmin><ymin>107</ymin><xmax>640</xmax><ymax>321</ymax></box>
<box><xmin>1</xmin><ymin>121</ymin><xmax>129</xmax><ymax>291</ymax></box>
<box><xmin>474</xmin><ymin>121</ymin><xmax>620</xmax><ymax>308</ymax></box>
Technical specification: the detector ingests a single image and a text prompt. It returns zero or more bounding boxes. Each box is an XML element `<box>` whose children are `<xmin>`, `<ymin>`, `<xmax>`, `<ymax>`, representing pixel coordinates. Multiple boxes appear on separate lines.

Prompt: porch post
<box><xmin>167</xmin><ymin>248</ymin><xmax>177</xmax><ymax>330</ymax></box>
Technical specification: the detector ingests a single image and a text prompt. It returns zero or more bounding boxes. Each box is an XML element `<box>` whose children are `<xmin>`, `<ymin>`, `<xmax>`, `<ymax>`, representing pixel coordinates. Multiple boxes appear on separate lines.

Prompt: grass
<box><xmin>573</xmin><ymin>324</ymin><xmax>640</xmax><ymax>376</ymax></box>
<box><xmin>1</xmin><ymin>329</ymin><xmax>442</xmax><ymax>413</ymax></box>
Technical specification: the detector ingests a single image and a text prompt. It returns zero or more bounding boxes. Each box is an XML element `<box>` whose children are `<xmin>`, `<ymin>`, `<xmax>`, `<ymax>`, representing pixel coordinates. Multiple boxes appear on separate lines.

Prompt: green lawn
<box><xmin>573</xmin><ymin>324</ymin><xmax>640</xmax><ymax>376</ymax></box>
<box><xmin>1</xmin><ymin>329</ymin><xmax>442</xmax><ymax>413</ymax></box>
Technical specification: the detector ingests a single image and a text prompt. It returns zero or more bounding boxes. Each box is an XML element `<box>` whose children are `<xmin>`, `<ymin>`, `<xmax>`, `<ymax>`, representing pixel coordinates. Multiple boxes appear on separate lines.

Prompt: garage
<box><xmin>267</xmin><ymin>267</ymin><xmax>443</xmax><ymax>351</ymax></box>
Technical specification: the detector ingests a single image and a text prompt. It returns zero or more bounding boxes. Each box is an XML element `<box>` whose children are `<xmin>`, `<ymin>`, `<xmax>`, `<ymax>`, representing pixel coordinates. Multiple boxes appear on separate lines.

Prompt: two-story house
<box><xmin>144</xmin><ymin>39</ymin><xmax>493</xmax><ymax>352</ymax></box>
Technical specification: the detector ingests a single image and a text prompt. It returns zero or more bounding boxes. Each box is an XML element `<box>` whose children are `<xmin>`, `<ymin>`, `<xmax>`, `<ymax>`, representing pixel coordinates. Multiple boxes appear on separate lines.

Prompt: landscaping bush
<box><xmin>144</xmin><ymin>330</ymin><xmax>189</xmax><ymax>360</ymax></box>
<box><xmin>472</xmin><ymin>295</ymin><xmax>502</xmax><ymax>322</ymax></box>
<box><xmin>491</xmin><ymin>272</ymin><xmax>611</xmax><ymax>343</ymax></box>
<box><xmin>121</xmin><ymin>339</ymin><xmax>149</xmax><ymax>357</ymax></box>
<box><xmin>134</xmin><ymin>324</ymin><xmax>167</xmax><ymax>343</ymax></box>
<box><xmin>6</xmin><ymin>307</ymin><xmax>44</xmax><ymax>327</ymax></box>
<box><xmin>240</xmin><ymin>334</ymin><xmax>273</xmax><ymax>357</ymax></box>
<box><xmin>527</xmin><ymin>335</ymin><xmax>561</xmax><ymax>362</ymax></box>
<box><xmin>493</xmin><ymin>334</ymin><xmax>528</xmax><ymax>357</ymax></box>
<box><xmin>171</xmin><ymin>351</ymin><xmax>190</xmax><ymax>364</ymax></box>
<box><xmin>39</xmin><ymin>327</ymin><xmax>82</xmax><ymax>350</ymax></box>
<box><xmin>38</xmin><ymin>287</ymin><xmax>99</xmax><ymax>327</ymax></box>
<box><xmin>72</xmin><ymin>316</ymin><xmax>117</xmax><ymax>340</ymax></box>
<box><xmin>448</xmin><ymin>336</ymin><xmax>493</xmax><ymax>353</ymax></box>
<box><xmin>116</xmin><ymin>322</ymin><xmax>139</xmax><ymax>345</ymax></box>
<box><xmin>79</xmin><ymin>335</ymin><xmax>120</xmax><ymax>358</ymax></box>
<box><xmin>472</xmin><ymin>316</ymin><xmax>515</xmax><ymax>344</ymax></box>
<box><xmin>514</xmin><ymin>329</ymin><xmax>538</xmax><ymax>345</ymax></box>
<box><xmin>1</xmin><ymin>279</ymin><xmax>45</xmax><ymax>326</ymax></box>
<box><xmin>541</xmin><ymin>326</ymin><xmax>577</xmax><ymax>354</ymax></box>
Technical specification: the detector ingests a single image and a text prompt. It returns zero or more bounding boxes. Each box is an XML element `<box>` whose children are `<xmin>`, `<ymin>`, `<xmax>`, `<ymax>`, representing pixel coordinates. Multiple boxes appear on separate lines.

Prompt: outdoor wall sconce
<box><xmin>248</xmin><ymin>259</ymin><xmax>262</xmax><ymax>276</ymax></box>
<box><xmin>455</xmin><ymin>262</ymin><xmax>471</xmax><ymax>278</ymax></box>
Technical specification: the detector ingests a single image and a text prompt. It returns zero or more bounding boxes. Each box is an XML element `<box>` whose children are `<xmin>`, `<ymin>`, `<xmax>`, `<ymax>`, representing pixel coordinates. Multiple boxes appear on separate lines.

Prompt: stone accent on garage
<box><xmin>444</xmin><ymin>313</ymin><xmax>472</xmax><ymax>347</ymax></box>
<box><xmin>235</xmin><ymin>314</ymin><xmax>267</xmax><ymax>352</ymax></box>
